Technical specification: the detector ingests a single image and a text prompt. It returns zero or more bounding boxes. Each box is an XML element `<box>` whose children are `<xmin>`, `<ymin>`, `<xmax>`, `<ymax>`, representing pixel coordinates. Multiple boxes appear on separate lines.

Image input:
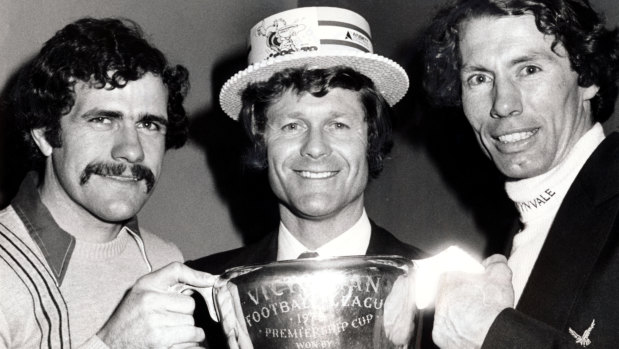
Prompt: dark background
<box><xmin>1</xmin><ymin>0</ymin><xmax>617</xmax><ymax>260</ymax></box>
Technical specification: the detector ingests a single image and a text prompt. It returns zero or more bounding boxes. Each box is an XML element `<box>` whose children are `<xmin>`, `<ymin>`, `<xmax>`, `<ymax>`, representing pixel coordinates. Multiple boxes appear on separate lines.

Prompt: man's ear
<box><xmin>250</xmin><ymin>105</ymin><xmax>260</xmax><ymax>136</ymax></box>
<box><xmin>583</xmin><ymin>84</ymin><xmax>600</xmax><ymax>101</ymax></box>
<box><xmin>31</xmin><ymin>128</ymin><xmax>53</xmax><ymax>157</ymax></box>
<box><xmin>251</xmin><ymin>118</ymin><xmax>260</xmax><ymax>137</ymax></box>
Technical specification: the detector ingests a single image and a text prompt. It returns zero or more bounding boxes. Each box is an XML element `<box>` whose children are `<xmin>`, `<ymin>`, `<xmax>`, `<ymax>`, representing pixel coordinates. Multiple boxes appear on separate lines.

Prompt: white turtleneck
<box><xmin>505</xmin><ymin>123</ymin><xmax>605</xmax><ymax>304</ymax></box>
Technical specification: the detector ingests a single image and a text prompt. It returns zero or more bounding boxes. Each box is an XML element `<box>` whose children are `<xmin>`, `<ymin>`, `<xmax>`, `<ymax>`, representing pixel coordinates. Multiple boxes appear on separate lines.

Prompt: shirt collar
<box><xmin>276</xmin><ymin>209</ymin><xmax>371</xmax><ymax>261</ymax></box>
<box><xmin>11</xmin><ymin>171</ymin><xmax>141</xmax><ymax>284</ymax></box>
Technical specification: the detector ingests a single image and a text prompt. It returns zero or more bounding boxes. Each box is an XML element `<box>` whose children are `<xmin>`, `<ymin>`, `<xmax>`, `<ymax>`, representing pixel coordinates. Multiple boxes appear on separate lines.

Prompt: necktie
<box><xmin>297</xmin><ymin>251</ymin><xmax>319</xmax><ymax>259</ymax></box>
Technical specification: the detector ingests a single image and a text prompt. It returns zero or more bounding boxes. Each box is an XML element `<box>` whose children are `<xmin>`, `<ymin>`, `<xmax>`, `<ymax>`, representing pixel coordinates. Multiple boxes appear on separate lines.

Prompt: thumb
<box><xmin>143</xmin><ymin>262</ymin><xmax>217</xmax><ymax>289</ymax></box>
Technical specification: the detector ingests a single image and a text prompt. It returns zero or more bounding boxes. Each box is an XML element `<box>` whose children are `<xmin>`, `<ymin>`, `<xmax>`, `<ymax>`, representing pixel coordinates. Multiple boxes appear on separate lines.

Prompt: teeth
<box><xmin>105</xmin><ymin>175</ymin><xmax>138</xmax><ymax>181</ymax></box>
<box><xmin>498</xmin><ymin>131</ymin><xmax>535</xmax><ymax>143</ymax></box>
<box><xmin>298</xmin><ymin>171</ymin><xmax>337</xmax><ymax>179</ymax></box>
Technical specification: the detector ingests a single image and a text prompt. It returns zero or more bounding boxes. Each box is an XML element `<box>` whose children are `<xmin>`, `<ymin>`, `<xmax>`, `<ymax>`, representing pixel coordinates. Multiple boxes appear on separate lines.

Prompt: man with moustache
<box><xmin>0</xmin><ymin>18</ymin><xmax>212</xmax><ymax>348</ymax></box>
<box><xmin>423</xmin><ymin>0</ymin><xmax>619</xmax><ymax>347</ymax></box>
<box><xmin>188</xmin><ymin>6</ymin><xmax>425</xmax><ymax>348</ymax></box>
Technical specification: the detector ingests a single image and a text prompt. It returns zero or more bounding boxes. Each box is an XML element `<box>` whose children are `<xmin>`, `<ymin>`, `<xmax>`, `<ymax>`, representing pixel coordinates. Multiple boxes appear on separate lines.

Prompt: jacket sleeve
<box><xmin>482</xmin><ymin>309</ymin><xmax>582</xmax><ymax>349</ymax></box>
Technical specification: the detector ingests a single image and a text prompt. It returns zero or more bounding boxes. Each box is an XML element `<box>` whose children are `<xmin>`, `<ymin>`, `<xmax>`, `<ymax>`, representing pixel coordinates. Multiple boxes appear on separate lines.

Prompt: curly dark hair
<box><xmin>238</xmin><ymin>66</ymin><xmax>393</xmax><ymax>179</ymax></box>
<box><xmin>11</xmin><ymin>17</ymin><xmax>190</xmax><ymax>169</ymax></box>
<box><xmin>423</xmin><ymin>0</ymin><xmax>619</xmax><ymax>123</ymax></box>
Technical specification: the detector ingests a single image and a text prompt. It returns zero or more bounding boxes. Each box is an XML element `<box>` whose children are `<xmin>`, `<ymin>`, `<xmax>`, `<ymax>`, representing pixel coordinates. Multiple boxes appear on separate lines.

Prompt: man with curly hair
<box><xmin>0</xmin><ymin>18</ymin><xmax>213</xmax><ymax>348</ymax></box>
<box><xmin>423</xmin><ymin>0</ymin><xmax>619</xmax><ymax>347</ymax></box>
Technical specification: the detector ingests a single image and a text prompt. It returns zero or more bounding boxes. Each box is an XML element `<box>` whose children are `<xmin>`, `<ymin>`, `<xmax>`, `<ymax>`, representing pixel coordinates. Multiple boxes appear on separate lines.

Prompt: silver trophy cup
<box><xmin>181</xmin><ymin>246</ymin><xmax>482</xmax><ymax>349</ymax></box>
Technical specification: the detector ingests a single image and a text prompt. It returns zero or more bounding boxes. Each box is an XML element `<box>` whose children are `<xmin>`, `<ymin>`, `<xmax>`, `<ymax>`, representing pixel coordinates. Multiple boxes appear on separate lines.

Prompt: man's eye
<box><xmin>282</xmin><ymin>123</ymin><xmax>301</xmax><ymax>131</ymax></box>
<box><xmin>522</xmin><ymin>65</ymin><xmax>541</xmax><ymax>75</ymax></box>
<box><xmin>140</xmin><ymin>121</ymin><xmax>160</xmax><ymax>131</ymax></box>
<box><xmin>330</xmin><ymin>122</ymin><xmax>350</xmax><ymax>130</ymax></box>
<box><xmin>90</xmin><ymin>117</ymin><xmax>111</xmax><ymax>124</ymax></box>
<box><xmin>467</xmin><ymin>74</ymin><xmax>491</xmax><ymax>86</ymax></box>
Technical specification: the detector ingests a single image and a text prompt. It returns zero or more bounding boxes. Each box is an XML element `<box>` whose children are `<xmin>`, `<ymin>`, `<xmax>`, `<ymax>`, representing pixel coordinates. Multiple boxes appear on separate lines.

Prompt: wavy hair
<box><xmin>11</xmin><ymin>17</ymin><xmax>190</xmax><ymax>169</ymax></box>
<box><xmin>423</xmin><ymin>0</ymin><xmax>619</xmax><ymax>122</ymax></box>
<box><xmin>238</xmin><ymin>66</ymin><xmax>393</xmax><ymax>179</ymax></box>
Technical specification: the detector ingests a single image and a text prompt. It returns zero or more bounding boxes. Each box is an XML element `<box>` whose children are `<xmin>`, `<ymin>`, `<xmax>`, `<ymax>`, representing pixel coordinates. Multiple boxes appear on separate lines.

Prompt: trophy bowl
<box><xmin>209</xmin><ymin>255</ymin><xmax>418</xmax><ymax>349</ymax></box>
<box><xmin>180</xmin><ymin>246</ymin><xmax>483</xmax><ymax>348</ymax></box>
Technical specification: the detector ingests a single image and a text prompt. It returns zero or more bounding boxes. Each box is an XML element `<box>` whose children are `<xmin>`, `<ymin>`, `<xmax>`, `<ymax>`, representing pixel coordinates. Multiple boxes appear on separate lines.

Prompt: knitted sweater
<box><xmin>0</xmin><ymin>204</ymin><xmax>183</xmax><ymax>349</ymax></box>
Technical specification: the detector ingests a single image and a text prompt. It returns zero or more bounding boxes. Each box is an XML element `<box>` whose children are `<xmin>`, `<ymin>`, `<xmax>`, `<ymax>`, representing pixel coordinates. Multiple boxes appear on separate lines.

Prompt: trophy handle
<box><xmin>412</xmin><ymin>245</ymin><xmax>484</xmax><ymax>309</ymax></box>
<box><xmin>175</xmin><ymin>284</ymin><xmax>221</xmax><ymax>322</ymax></box>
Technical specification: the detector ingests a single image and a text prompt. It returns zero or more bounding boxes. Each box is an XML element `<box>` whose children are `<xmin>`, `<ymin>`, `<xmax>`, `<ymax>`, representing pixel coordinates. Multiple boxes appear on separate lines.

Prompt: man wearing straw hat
<box><xmin>188</xmin><ymin>6</ymin><xmax>426</xmax><ymax>348</ymax></box>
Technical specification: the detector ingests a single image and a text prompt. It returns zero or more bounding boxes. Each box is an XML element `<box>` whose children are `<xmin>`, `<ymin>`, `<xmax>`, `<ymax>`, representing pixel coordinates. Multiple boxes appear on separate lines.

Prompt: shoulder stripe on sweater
<box><xmin>0</xmin><ymin>222</ymin><xmax>71</xmax><ymax>348</ymax></box>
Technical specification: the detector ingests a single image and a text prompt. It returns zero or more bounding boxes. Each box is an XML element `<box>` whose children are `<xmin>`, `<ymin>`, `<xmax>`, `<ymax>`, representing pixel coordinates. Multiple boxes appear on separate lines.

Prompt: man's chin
<box><xmin>292</xmin><ymin>200</ymin><xmax>344</xmax><ymax>220</ymax></box>
<box><xmin>90</xmin><ymin>200</ymin><xmax>145</xmax><ymax>224</ymax></box>
<box><xmin>497</xmin><ymin>161</ymin><xmax>549</xmax><ymax>180</ymax></box>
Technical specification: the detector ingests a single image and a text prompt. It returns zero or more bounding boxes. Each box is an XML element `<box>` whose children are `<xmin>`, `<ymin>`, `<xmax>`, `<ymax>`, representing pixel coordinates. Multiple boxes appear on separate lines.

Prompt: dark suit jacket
<box><xmin>483</xmin><ymin>132</ymin><xmax>619</xmax><ymax>348</ymax></box>
<box><xmin>187</xmin><ymin>220</ymin><xmax>427</xmax><ymax>348</ymax></box>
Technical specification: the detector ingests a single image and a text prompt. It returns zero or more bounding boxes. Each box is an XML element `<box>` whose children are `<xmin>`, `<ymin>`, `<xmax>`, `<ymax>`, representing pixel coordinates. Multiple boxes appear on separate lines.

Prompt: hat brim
<box><xmin>219</xmin><ymin>51</ymin><xmax>409</xmax><ymax>119</ymax></box>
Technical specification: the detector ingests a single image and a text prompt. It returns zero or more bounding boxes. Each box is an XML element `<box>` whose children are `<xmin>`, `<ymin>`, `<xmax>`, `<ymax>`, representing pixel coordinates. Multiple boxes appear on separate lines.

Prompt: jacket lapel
<box><xmin>366</xmin><ymin>222</ymin><xmax>390</xmax><ymax>255</ymax></box>
<box><xmin>245</xmin><ymin>230</ymin><xmax>279</xmax><ymax>264</ymax></box>
<box><xmin>366</xmin><ymin>220</ymin><xmax>426</xmax><ymax>259</ymax></box>
<box><xmin>517</xmin><ymin>133</ymin><xmax>619</xmax><ymax>329</ymax></box>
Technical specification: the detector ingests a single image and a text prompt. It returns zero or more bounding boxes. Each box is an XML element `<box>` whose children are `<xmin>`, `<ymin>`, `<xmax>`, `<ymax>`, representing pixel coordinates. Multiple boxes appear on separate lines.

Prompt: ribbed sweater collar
<box><xmin>71</xmin><ymin>229</ymin><xmax>132</xmax><ymax>260</ymax></box>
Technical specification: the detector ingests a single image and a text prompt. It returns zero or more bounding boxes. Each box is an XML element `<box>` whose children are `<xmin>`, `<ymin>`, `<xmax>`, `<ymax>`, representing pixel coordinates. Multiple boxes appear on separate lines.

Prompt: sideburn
<box><xmin>43</xmin><ymin>125</ymin><xmax>63</xmax><ymax>148</ymax></box>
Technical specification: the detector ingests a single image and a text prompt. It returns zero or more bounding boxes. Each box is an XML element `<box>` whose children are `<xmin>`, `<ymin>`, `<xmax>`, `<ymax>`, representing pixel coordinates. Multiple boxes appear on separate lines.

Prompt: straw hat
<box><xmin>219</xmin><ymin>6</ymin><xmax>409</xmax><ymax>119</ymax></box>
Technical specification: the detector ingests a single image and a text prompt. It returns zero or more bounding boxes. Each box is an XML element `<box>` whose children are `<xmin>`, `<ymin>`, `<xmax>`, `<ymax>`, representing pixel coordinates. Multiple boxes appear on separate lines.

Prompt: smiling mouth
<box><xmin>101</xmin><ymin>175</ymin><xmax>140</xmax><ymax>182</ymax></box>
<box><xmin>295</xmin><ymin>171</ymin><xmax>338</xmax><ymax>179</ymax></box>
<box><xmin>496</xmin><ymin>129</ymin><xmax>539</xmax><ymax>144</ymax></box>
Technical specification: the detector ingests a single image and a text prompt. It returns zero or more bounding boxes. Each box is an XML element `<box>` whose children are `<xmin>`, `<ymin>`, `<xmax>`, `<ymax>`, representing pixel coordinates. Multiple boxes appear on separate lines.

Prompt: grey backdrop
<box><xmin>1</xmin><ymin>0</ymin><xmax>618</xmax><ymax>261</ymax></box>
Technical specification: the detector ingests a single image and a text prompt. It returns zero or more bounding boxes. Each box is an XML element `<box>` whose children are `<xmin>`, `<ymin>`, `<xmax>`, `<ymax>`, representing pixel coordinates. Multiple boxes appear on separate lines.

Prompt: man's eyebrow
<box><xmin>461</xmin><ymin>52</ymin><xmax>553</xmax><ymax>73</ymax></box>
<box><xmin>271</xmin><ymin>111</ymin><xmax>303</xmax><ymax>120</ymax></box>
<box><xmin>329</xmin><ymin>110</ymin><xmax>357</xmax><ymax>119</ymax></box>
<box><xmin>510</xmin><ymin>52</ymin><xmax>548</xmax><ymax>65</ymax></box>
<box><xmin>460</xmin><ymin>64</ymin><xmax>491</xmax><ymax>74</ymax></box>
<box><xmin>139</xmin><ymin>114</ymin><xmax>169</xmax><ymax>126</ymax></box>
<box><xmin>80</xmin><ymin>109</ymin><xmax>123</xmax><ymax>119</ymax></box>
<box><xmin>80</xmin><ymin>109</ymin><xmax>168</xmax><ymax>126</ymax></box>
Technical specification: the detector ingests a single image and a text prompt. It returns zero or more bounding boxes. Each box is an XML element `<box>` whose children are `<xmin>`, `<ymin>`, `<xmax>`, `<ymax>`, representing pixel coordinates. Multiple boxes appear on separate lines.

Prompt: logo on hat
<box><xmin>345</xmin><ymin>30</ymin><xmax>370</xmax><ymax>48</ymax></box>
<box><xmin>256</xmin><ymin>18</ymin><xmax>316</xmax><ymax>58</ymax></box>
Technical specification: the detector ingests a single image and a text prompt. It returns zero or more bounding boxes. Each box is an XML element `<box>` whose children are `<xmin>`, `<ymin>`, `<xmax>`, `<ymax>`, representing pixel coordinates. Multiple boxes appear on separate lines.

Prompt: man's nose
<box><xmin>301</xmin><ymin>127</ymin><xmax>331</xmax><ymax>159</ymax></box>
<box><xmin>490</xmin><ymin>78</ymin><xmax>523</xmax><ymax>118</ymax></box>
<box><xmin>112</xmin><ymin>126</ymin><xmax>145</xmax><ymax>163</ymax></box>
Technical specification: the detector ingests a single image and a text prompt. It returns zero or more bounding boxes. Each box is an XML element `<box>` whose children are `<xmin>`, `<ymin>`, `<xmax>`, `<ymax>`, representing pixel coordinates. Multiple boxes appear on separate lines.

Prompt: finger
<box><xmin>139</xmin><ymin>262</ymin><xmax>217</xmax><ymax>290</ymax></box>
<box><xmin>482</xmin><ymin>254</ymin><xmax>508</xmax><ymax>267</ymax></box>
<box><xmin>217</xmin><ymin>287</ymin><xmax>239</xmax><ymax>334</ymax></box>
<box><xmin>170</xmin><ymin>343</ymin><xmax>204</xmax><ymax>349</ymax></box>
<box><xmin>137</xmin><ymin>290</ymin><xmax>197</xmax><ymax>314</ymax></box>
<box><xmin>161</xmin><ymin>292</ymin><xmax>198</xmax><ymax>314</ymax></box>
<box><xmin>486</xmin><ymin>263</ymin><xmax>513</xmax><ymax>286</ymax></box>
<box><xmin>227</xmin><ymin>329</ymin><xmax>240</xmax><ymax>349</ymax></box>
<box><xmin>176</xmin><ymin>265</ymin><xmax>218</xmax><ymax>288</ymax></box>
<box><xmin>237</xmin><ymin>328</ymin><xmax>254</xmax><ymax>349</ymax></box>
<box><xmin>162</xmin><ymin>325</ymin><xmax>206</xmax><ymax>347</ymax></box>
<box><xmin>150</xmin><ymin>312</ymin><xmax>196</xmax><ymax>327</ymax></box>
<box><xmin>436</xmin><ymin>270</ymin><xmax>465</xmax><ymax>287</ymax></box>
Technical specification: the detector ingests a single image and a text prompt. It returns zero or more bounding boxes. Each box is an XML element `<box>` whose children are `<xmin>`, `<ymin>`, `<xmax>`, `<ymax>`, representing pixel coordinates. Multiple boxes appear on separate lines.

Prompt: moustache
<box><xmin>79</xmin><ymin>162</ymin><xmax>156</xmax><ymax>193</ymax></box>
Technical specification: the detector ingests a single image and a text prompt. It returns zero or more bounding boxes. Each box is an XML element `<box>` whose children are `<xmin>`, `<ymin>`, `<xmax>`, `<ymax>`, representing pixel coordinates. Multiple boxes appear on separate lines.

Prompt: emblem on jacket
<box><xmin>569</xmin><ymin>319</ymin><xmax>595</xmax><ymax>347</ymax></box>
